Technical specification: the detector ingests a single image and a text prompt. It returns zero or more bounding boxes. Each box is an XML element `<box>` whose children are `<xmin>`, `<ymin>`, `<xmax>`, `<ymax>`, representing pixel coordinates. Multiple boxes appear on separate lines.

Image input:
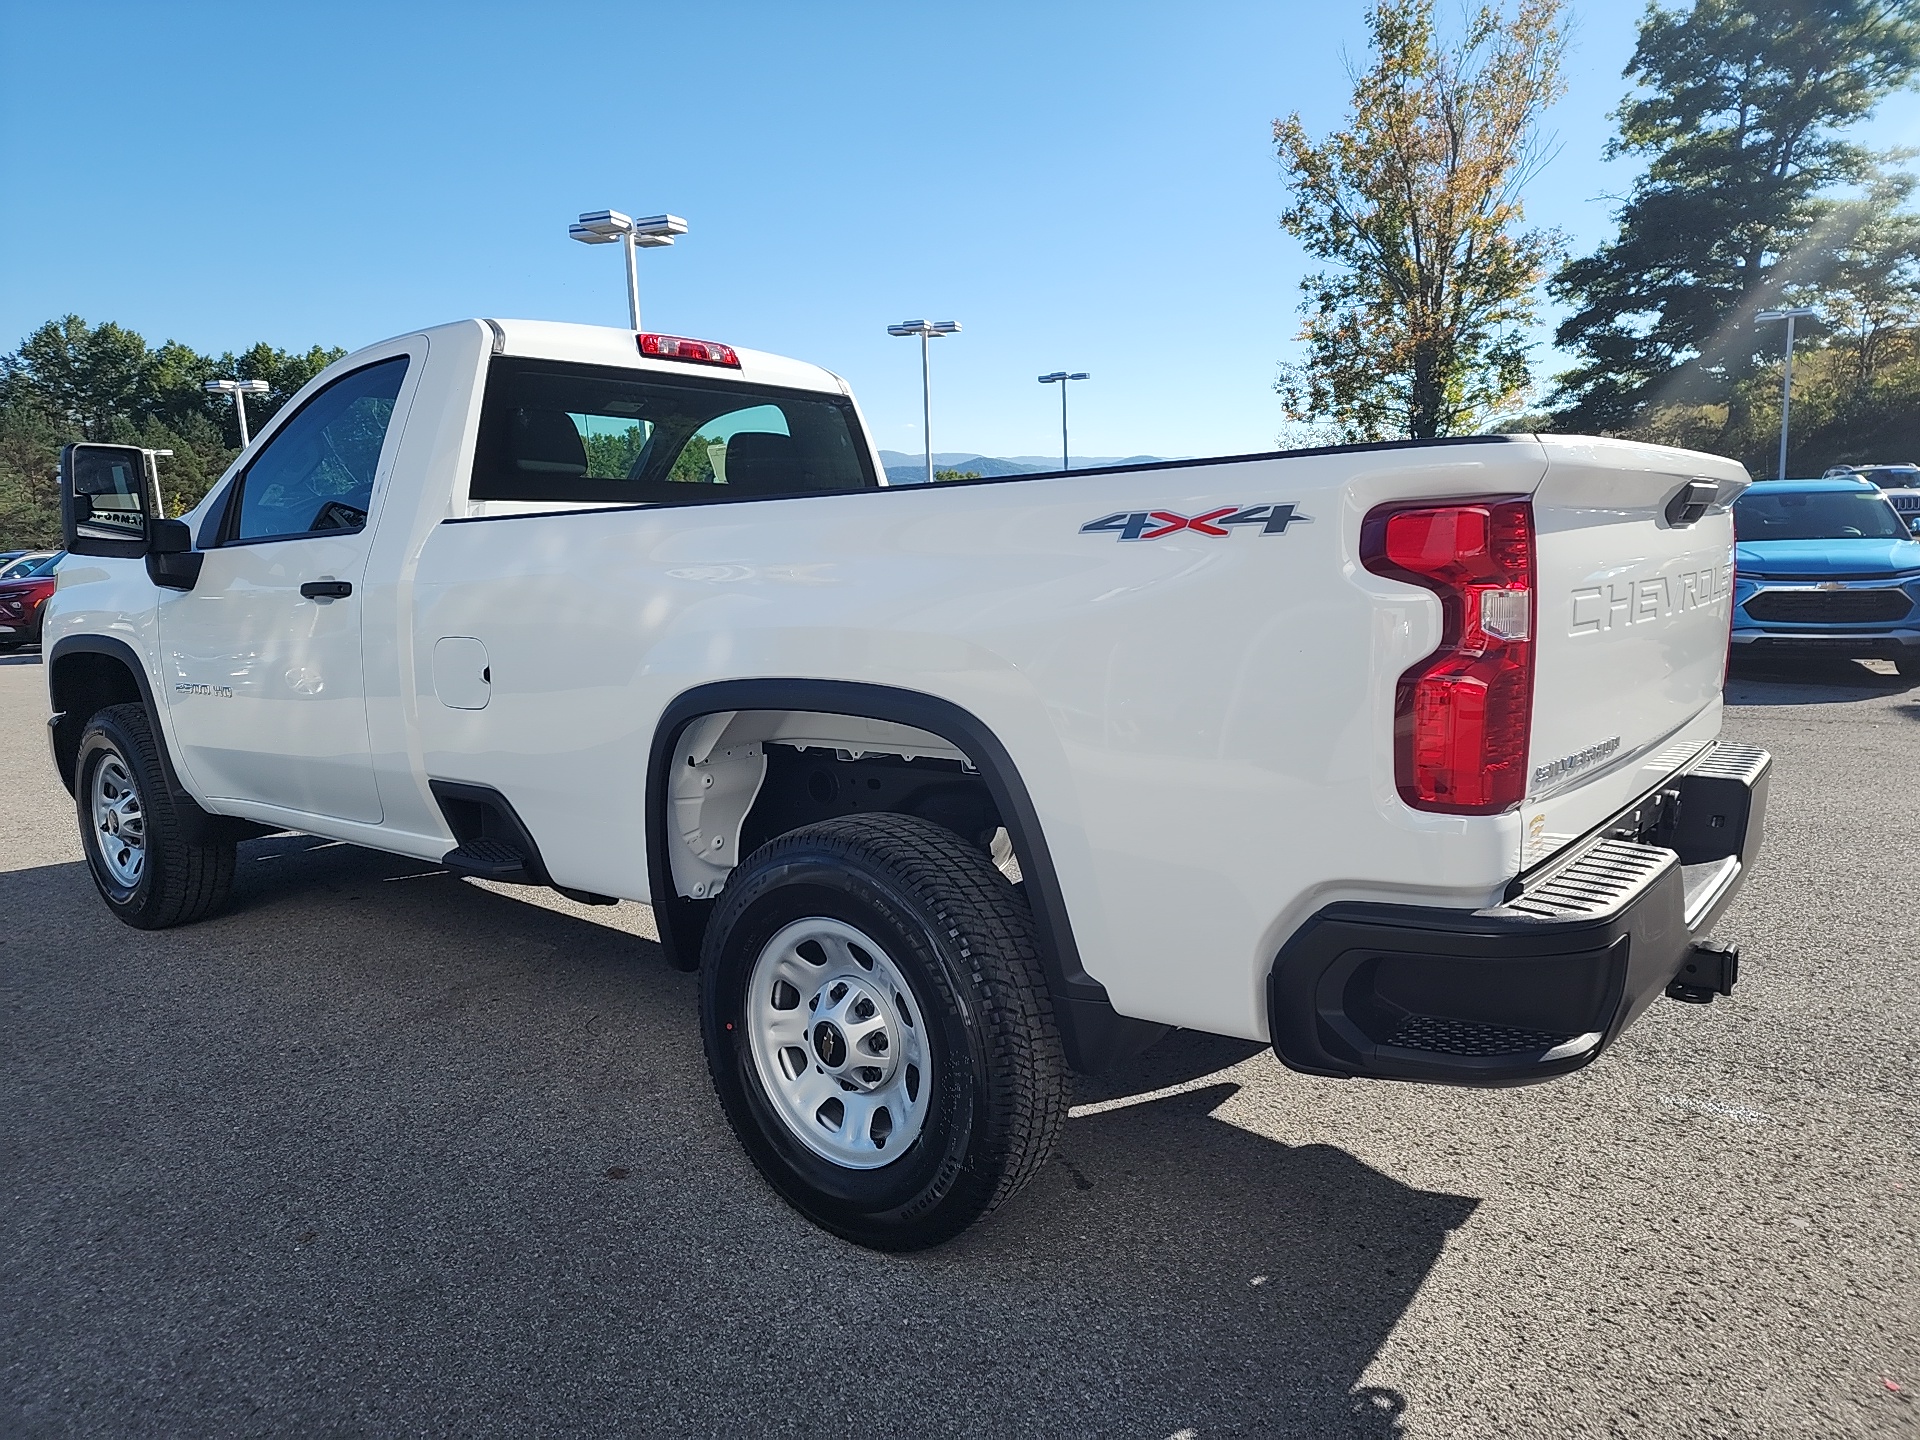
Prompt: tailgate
<box><xmin>1521</xmin><ymin>436</ymin><xmax>1750</xmax><ymax>865</ymax></box>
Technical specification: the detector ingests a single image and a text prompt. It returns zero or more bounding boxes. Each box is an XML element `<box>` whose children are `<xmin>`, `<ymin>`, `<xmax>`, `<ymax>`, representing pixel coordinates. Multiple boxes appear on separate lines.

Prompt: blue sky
<box><xmin>4</xmin><ymin>2</ymin><xmax>1920</xmax><ymax>459</ymax></box>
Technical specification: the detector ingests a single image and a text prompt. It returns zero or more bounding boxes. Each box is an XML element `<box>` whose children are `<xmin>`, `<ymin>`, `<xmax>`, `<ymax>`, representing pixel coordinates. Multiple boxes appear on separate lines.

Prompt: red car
<box><xmin>0</xmin><ymin>552</ymin><xmax>65</xmax><ymax>651</ymax></box>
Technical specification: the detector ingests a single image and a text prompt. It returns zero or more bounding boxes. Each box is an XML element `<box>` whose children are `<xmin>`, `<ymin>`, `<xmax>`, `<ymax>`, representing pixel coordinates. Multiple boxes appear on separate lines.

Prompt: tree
<box><xmin>671</xmin><ymin>435</ymin><xmax>719</xmax><ymax>483</ymax></box>
<box><xmin>933</xmin><ymin>468</ymin><xmax>982</xmax><ymax>482</ymax></box>
<box><xmin>0</xmin><ymin>318</ymin><xmax>349</xmax><ymax>547</ymax></box>
<box><xmin>224</xmin><ymin>341</ymin><xmax>348</xmax><ymax>443</ymax></box>
<box><xmin>1805</xmin><ymin>177</ymin><xmax>1920</xmax><ymax>391</ymax></box>
<box><xmin>5</xmin><ymin>316</ymin><xmax>153</xmax><ymax>439</ymax></box>
<box><xmin>0</xmin><ymin>402</ymin><xmax>63</xmax><ymax>548</ymax></box>
<box><xmin>1274</xmin><ymin>0</ymin><xmax>1568</xmax><ymax>441</ymax></box>
<box><xmin>1550</xmin><ymin>0</ymin><xmax>1920</xmax><ymax>434</ymax></box>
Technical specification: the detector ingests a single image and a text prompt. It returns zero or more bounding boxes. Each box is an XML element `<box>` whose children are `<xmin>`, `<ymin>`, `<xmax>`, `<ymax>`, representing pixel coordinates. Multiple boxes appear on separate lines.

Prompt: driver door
<box><xmin>160</xmin><ymin>352</ymin><xmax>415</xmax><ymax>824</ymax></box>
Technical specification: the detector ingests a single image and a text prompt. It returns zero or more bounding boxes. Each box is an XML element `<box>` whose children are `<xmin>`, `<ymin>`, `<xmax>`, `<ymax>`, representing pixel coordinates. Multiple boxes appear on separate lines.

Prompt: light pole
<box><xmin>570</xmin><ymin>210</ymin><xmax>688</xmax><ymax>330</ymax></box>
<box><xmin>1754</xmin><ymin>306</ymin><xmax>1820</xmax><ymax>481</ymax></box>
<box><xmin>887</xmin><ymin>320</ymin><xmax>961</xmax><ymax>484</ymax></box>
<box><xmin>1037</xmin><ymin>371</ymin><xmax>1090</xmax><ymax>471</ymax></box>
<box><xmin>204</xmin><ymin>377</ymin><xmax>271</xmax><ymax>446</ymax></box>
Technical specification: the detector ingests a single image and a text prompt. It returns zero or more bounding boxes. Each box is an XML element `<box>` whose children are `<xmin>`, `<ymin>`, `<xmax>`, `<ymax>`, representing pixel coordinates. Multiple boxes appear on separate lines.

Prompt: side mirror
<box><xmin>145</xmin><ymin>518</ymin><xmax>203</xmax><ymax>591</ymax></box>
<box><xmin>60</xmin><ymin>444</ymin><xmax>153</xmax><ymax>558</ymax></box>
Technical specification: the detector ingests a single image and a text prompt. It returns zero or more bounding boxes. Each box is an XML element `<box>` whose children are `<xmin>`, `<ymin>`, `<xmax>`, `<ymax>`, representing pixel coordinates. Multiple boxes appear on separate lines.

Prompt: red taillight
<box><xmin>638</xmin><ymin>333</ymin><xmax>741</xmax><ymax>367</ymax></box>
<box><xmin>1361</xmin><ymin>497</ymin><xmax>1536</xmax><ymax>815</ymax></box>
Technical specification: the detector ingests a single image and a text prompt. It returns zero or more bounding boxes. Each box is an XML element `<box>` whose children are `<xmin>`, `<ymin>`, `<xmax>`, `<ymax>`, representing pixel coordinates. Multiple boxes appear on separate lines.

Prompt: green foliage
<box><xmin>1595</xmin><ymin>333</ymin><xmax>1920</xmax><ymax>478</ymax></box>
<box><xmin>584</xmin><ymin>424</ymin><xmax>649</xmax><ymax>478</ymax></box>
<box><xmin>10</xmin><ymin>316</ymin><xmax>154</xmax><ymax>438</ymax></box>
<box><xmin>0</xmin><ymin>401</ymin><xmax>63</xmax><ymax>549</ymax></box>
<box><xmin>580</xmin><ymin>426</ymin><xmax>721</xmax><ymax>482</ymax></box>
<box><xmin>672</xmin><ymin>435</ymin><xmax>719</xmax><ymax>484</ymax></box>
<box><xmin>0</xmin><ymin>316</ymin><xmax>347</xmax><ymax>547</ymax></box>
<box><xmin>933</xmin><ymin>468</ymin><xmax>983</xmax><ymax>482</ymax></box>
<box><xmin>229</xmin><ymin>341</ymin><xmax>349</xmax><ymax>441</ymax></box>
<box><xmin>1550</xmin><ymin>0</ymin><xmax>1920</xmax><ymax>432</ymax></box>
<box><xmin>1274</xmin><ymin>0</ymin><xmax>1568</xmax><ymax>440</ymax></box>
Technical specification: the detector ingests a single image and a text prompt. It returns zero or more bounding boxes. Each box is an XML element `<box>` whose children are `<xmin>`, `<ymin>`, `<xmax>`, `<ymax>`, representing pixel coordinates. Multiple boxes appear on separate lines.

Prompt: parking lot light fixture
<box><xmin>1037</xmin><ymin>371</ymin><xmax>1090</xmax><ymax>471</ymax></box>
<box><xmin>1755</xmin><ymin>306</ymin><xmax>1821</xmax><ymax>481</ymax></box>
<box><xmin>203</xmin><ymin>377</ymin><xmax>272</xmax><ymax>446</ymax></box>
<box><xmin>887</xmin><ymin>320</ymin><xmax>962</xmax><ymax>485</ymax></box>
<box><xmin>571</xmin><ymin>210</ymin><xmax>687</xmax><ymax>330</ymax></box>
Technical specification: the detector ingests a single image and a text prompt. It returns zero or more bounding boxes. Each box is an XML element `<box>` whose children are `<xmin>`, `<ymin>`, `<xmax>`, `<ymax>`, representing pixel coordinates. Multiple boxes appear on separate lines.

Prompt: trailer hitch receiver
<box><xmin>1665</xmin><ymin>941</ymin><xmax>1739</xmax><ymax>1004</ymax></box>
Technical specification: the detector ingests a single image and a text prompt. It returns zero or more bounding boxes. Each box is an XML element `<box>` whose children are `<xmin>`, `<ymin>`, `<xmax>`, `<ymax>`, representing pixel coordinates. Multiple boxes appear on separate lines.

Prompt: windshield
<box><xmin>1734</xmin><ymin>489</ymin><xmax>1910</xmax><ymax>541</ymax></box>
<box><xmin>469</xmin><ymin>359</ymin><xmax>876</xmax><ymax>505</ymax></box>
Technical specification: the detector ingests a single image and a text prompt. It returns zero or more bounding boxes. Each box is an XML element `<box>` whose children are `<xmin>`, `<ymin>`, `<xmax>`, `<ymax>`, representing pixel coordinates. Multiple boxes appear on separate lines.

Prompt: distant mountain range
<box><xmin>878</xmin><ymin>451</ymin><xmax>1174</xmax><ymax>485</ymax></box>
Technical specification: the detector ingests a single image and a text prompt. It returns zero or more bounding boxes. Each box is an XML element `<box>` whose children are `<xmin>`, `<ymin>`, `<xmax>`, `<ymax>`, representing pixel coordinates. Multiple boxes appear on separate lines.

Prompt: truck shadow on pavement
<box><xmin>1725</xmin><ymin>654</ymin><xmax>1914</xmax><ymax>705</ymax></box>
<box><xmin>1</xmin><ymin>837</ymin><xmax>1476</xmax><ymax>1439</ymax></box>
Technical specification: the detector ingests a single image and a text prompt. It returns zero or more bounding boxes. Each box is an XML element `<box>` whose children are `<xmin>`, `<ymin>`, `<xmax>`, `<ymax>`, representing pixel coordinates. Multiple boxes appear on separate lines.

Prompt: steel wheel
<box><xmin>745</xmin><ymin>916</ymin><xmax>931</xmax><ymax>1169</ymax></box>
<box><xmin>89</xmin><ymin>748</ymin><xmax>146</xmax><ymax>889</ymax></box>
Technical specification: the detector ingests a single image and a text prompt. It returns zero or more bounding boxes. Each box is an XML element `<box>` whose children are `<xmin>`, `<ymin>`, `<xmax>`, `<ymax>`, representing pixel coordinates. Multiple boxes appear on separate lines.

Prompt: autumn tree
<box><xmin>1274</xmin><ymin>0</ymin><xmax>1567</xmax><ymax>441</ymax></box>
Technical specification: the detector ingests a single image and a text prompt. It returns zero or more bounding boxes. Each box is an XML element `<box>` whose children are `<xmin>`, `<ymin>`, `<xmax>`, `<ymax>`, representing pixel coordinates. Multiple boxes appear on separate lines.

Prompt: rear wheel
<box><xmin>700</xmin><ymin>812</ymin><xmax>1067</xmax><ymax>1250</ymax></box>
<box><xmin>75</xmin><ymin>704</ymin><xmax>235</xmax><ymax>929</ymax></box>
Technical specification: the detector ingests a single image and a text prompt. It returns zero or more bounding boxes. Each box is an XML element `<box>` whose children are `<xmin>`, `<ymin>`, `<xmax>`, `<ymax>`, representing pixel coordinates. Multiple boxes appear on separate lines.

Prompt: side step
<box><xmin>429</xmin><ymin>780</ymin><xmax>621</xmax><ymax>905</ymax></box>
<box><xmin>442</xmin><ymin>835</ymin><xmax>535</xmax><ymax>883</ymax></box>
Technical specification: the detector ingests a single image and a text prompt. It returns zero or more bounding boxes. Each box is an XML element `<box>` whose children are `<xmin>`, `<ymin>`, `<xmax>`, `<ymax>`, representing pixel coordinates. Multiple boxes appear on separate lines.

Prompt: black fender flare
<box><xmin>46</xmin><ymin>635</ymin><xmax>173</xmax><ymax>795</ymax></box>
<box><xmin>643</xmin><ymin>679</ymin><xmax>1163</xmax><ymax>1072</ymax></box>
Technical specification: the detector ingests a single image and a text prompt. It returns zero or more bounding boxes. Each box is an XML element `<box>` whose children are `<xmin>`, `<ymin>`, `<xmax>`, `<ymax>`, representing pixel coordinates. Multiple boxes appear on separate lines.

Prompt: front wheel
<box><xmin>700</xmin><ymin>812</ymin><xmax>1067</xmax><ymax>1250</ymax></box>
<box><xmin>75</xmin><ymin>704</ymin><xmax>235</xmax><ymax>929</ymax></box>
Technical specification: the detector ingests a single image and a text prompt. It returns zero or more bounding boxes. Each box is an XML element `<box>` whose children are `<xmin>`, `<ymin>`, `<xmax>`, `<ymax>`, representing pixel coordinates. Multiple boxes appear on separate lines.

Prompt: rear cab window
<box><xmin>467</xmin><ymin>358</ymin><xmax>877</xmax><ymax>508</ymax></box>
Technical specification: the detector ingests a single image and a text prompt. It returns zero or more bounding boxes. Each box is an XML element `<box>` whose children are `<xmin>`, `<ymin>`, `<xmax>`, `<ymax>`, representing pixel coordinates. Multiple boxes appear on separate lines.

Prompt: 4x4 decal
<box><xmin>1080</xmin><ymin>503</ymin><xmax>1311</xmax><ymax>541</ymax></box>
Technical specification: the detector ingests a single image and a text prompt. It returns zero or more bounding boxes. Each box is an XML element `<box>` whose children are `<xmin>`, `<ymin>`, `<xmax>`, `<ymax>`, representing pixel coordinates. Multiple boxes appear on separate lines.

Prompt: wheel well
<box><xmin>48</xmin><ymin>650</ymin><xmax>144</xmax><ymax>793</ymax></box>
<box><xmin>662</xmin><ymin>708</ymin><xmax>1000</xmax><ymax>903</ymax></box>
<box><xmin>643</xmin><ymin>682</ymin><xmax>1169</xmax><ymax>1073</ymax></box>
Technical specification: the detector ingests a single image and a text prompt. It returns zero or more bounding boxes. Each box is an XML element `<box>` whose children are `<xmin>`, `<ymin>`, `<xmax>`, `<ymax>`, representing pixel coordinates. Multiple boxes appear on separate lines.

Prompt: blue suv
<box><xmin>1733</xmin><ymin>477</ymin><xmax>1920</xmax><ymax>678</ymax></box>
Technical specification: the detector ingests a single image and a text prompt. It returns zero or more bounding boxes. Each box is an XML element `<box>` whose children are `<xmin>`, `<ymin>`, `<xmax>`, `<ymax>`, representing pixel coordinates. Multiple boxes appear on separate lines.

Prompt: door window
<box><xmin>226</xmin><ymin>358</ymin><xmax>410</xmax><ymax>543</ymax></box>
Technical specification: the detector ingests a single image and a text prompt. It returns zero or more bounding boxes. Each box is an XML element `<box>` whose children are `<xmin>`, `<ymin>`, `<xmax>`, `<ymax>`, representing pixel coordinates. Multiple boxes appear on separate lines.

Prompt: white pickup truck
<box><xmin>44</xmin><ymin>318</ymin><xmax>1770</xmax><ymax>1249</ymax></box>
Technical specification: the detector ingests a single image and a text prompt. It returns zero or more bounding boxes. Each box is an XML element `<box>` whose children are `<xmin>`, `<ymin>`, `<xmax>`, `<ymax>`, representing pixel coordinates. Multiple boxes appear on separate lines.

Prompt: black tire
<box><xmin>75</xmin><ymin>703</ymin><xmax>235</xmax><ymax>930</ymax></box>
<box><xmin>701</xmin><ymin>812</ymin><xmax>1067</xmax><ymax>1251</ymax></box>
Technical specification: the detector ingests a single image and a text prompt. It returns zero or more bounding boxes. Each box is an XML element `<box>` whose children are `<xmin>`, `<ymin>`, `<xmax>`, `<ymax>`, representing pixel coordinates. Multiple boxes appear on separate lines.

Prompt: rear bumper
<box><xmin>1268</xmin><ymin>741</ymin><xmax>1771</xmax><ymax>1087</ymax></box>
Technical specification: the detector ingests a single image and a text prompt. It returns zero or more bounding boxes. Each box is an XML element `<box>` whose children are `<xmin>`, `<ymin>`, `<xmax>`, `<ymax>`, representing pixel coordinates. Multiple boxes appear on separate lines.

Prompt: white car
<box><xmin>42</xmin><ymin>319</ymin><xmax>1770</xmax><ymax>1249</ymax></box>
<box><xmin>0</xmin><ymin>550</ymin><xmax>58</xmax><ymax>580</ymax></box>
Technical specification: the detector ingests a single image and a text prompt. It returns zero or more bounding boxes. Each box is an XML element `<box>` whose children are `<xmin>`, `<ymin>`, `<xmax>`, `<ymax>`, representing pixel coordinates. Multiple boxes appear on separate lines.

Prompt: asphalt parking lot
<box><xmin>1</xmin><ymin>652</ymin><xmax>1915</xmax><ymax>1439</ymax></box>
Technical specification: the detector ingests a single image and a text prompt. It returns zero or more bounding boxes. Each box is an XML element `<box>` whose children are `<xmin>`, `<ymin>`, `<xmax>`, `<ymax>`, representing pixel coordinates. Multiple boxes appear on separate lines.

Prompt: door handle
<box><xmin>300</xmin><ymin>580</ymin><xmax>353</xmax><ymax>600</ymax></box>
